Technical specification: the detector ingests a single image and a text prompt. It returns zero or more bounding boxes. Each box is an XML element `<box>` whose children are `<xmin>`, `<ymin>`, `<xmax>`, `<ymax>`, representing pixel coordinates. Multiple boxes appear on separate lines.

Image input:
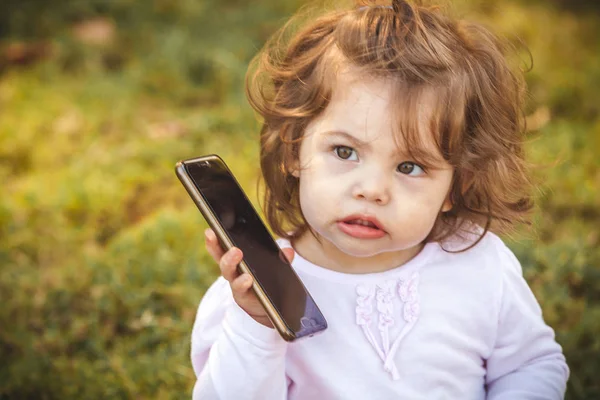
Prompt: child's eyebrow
<box><xmin>398</xmin><ymin>147</ymin><xmax>444</xmax><ymax>164</ymax></box>
<box><xmin>321</xmin><ymin>130</ymin><xmax>370</xmax><ymax>149</ymax></box>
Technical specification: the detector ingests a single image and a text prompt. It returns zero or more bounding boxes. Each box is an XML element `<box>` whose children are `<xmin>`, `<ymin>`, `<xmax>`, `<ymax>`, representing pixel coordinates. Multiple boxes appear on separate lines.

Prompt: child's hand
<box><xmin>204</xmin><ymin>228</ymin><xmax>295</xmax><ymax>328</ymax></box>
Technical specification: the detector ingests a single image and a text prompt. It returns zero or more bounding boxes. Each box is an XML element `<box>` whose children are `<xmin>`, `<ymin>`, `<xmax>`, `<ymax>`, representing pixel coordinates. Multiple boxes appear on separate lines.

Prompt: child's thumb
<box><xmin>280</xmin><ymin>247</ymin><xmax>295</xmax><ymax>264</ymax></box>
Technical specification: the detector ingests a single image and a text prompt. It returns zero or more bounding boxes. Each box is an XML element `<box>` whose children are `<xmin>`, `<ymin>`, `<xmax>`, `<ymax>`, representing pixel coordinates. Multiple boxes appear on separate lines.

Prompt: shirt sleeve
<box><xmin>191</xmin><ymin>277</ymin><xmax>289</xmax><ymax>400</ymax></box>
<box><xmin>485</xmin><ymin>244</ymin><xmax>570</xmax><ymax>399</ymax></box>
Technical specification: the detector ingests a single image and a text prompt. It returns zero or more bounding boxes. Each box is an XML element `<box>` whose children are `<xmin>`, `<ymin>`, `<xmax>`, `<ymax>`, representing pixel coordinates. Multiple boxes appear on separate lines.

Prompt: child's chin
<box><xmin>333</xmin><ymin>237</ymin><xmax>422</xmax><ymax>260</ymax></box>
<box><xmin>333</xmin><ymin>240</ymin><xmax>387</xmax><ymax>258</ymax></box>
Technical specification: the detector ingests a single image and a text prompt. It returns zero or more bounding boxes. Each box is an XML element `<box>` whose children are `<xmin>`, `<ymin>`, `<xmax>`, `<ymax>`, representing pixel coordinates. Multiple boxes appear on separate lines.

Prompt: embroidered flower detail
<box><xmin>403</xmin><ymin>301</ymin><xmax>420</xmax><ymax>323</ymax></box>
<box><xmin>354</xmin><ymin>272</ymin><xmax>422</xmax><ymax>381</ymax></box>
<box><xmin>398</xmin><ymin>272</ymin><xmax>418</xmax><ymax>303</ymax></box>
<box><xmin>398</xmin><ymin>272</ymin><xmax>420</xmax><ymax>323</ymax></box>
<box><xmin>356</xmin><ymin>284</ymin><xmax>375</xmax><ymax>326</ymax></box>
<box><xmin>376</xmin><ymin>280</ymin><xmax>395</xmax><ymax>306</ymax></box>
<box><xmin>376</xmin><ymin>280</ymin><xmax>395</xmax><ymax>331</ymax></box>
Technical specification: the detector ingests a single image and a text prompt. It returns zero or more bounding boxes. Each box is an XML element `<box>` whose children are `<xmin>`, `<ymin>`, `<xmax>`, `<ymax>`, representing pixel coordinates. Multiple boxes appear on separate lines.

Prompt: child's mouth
<box><xmin>347</xmin><ymin>219</ymin><xmax>378</xmax><ymax>228</ymax></box>
<box><xmin>337</xmin><ymin>217</ymin><xmax>386</xmax><ymax>239</ymax></box>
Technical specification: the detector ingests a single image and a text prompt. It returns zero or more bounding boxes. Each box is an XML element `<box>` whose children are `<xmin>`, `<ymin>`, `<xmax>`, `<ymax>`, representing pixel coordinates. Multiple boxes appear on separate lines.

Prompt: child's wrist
<box><xmin>224</xmin><ymin>302</ymin><xmax>288</xmax><ymax>349</ymax></box>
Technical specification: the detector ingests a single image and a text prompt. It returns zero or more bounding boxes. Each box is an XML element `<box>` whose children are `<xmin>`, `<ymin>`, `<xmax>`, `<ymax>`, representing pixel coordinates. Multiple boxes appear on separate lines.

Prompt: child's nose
<box><xmin>352</xmin><ymin>171</ymin><xmax>391</xmax><ymax>205</ymax></box>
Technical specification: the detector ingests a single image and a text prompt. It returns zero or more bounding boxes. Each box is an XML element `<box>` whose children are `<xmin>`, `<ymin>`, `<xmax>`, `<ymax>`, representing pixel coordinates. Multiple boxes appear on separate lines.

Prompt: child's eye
<box><xmin>397</xmin><ymin>162</ymin><xmax>425</xmax><ymax>176</ymax></box>
<box><xmin>334</xmin><ymin>146</ymin><xmax>358</xmax><ymax>161</ymax></box>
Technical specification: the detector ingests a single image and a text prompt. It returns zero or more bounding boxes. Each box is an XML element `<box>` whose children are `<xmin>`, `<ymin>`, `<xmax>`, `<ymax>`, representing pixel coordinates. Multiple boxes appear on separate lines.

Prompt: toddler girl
<box><xmin>191</xmin><ymin>1</ymin><xmax>569</xmax><ymax>398</ymax></box>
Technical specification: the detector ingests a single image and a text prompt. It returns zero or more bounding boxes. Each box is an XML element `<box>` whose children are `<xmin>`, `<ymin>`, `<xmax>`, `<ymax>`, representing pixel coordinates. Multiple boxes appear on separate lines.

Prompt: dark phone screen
<box><xmin>185</xmin><ymin>158</ymin><xmax>327</xmax><ymax>338</ymax></box>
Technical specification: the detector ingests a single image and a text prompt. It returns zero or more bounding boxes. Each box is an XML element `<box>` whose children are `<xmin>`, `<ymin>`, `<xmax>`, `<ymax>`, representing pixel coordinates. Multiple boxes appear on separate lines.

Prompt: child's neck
<box><xmin>291</xmin><ymin>231</ymin><xmax>424</xmax><ymax>275</ymax></box>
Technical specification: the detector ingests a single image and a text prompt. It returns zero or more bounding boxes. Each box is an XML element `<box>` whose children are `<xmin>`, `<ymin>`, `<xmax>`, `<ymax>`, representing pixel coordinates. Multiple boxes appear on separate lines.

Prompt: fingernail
<box><xmin>204</xmin><ymin>229</ymin><xmax>212</xmax><ymax>240</ymax></box>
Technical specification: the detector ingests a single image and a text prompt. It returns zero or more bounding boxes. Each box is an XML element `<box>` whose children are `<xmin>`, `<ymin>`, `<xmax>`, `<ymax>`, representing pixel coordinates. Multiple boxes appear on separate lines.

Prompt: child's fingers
<box><xmin>281</xmin><ymin>247</ymin><xmax>295</xmax><ymax>264</ymax></box>
<box><xmin>219</xmin><ymin>247</ymin><xmax>243</xmax><ymax>283</ymax></box>
<box><xmin>231</xmin><ymin>273</ymin><xmax>254</xmax><ymax>298</ymax></box>
<box><xmin>204</xmin><ymin>228</ymin><xmax>225</xmax><ymax>261</ymax></box>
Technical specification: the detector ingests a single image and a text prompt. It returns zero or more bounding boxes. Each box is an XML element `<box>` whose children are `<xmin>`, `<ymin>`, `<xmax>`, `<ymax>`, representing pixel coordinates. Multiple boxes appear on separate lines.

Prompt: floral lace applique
<box><xmin>376</xmin><ymin>280</ymin><xmax>396</xmax><ymax>354</ymax></box>
<box><xmin>399</xmin><ymin>272</ymin><xmax>420</xmax><ymax>323</ymax></box>
<box><xmin>355</xmin><ymin>272</ymin><xmax>421</xmax><ymax>380</ymax></box>
<box><xmin>356</xmin><ymin>284</ymin><xmax>385</xmax><ymax>361</ymax></box>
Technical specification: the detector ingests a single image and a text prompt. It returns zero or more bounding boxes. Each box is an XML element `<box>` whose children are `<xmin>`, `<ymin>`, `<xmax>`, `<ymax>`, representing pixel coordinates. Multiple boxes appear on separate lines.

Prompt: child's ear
<box><xmin>288</xmin><ymin>159</ymin><xmax>300</xmax><ymax>178</ymax></box>
<box><xmin>442</xmin><ymin>173</ymin><xmax>475</xmax><ymax>213</ymax></box>
<box><xmin>441</xmin><ymin>195</ymin><xmax>453</xmax><ymax>213</ymax></box>
<box><xmin>460</xmin><ymin>173</ymin><xmax>475</xmax><ymax>196</ymax></box>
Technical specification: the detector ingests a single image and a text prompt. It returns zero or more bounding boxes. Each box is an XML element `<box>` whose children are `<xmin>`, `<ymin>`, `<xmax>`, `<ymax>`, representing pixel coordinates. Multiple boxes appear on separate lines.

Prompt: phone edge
<box><xmin>175</xmin><ymin>157</ymin><xmax>297</xmax><ymax>342</ymax></box>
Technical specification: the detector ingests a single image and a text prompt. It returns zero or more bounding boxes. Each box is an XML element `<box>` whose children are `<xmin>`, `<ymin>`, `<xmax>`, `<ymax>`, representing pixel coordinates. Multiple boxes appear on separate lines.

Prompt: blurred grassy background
<box><xmin>0</xmin><ymin>0</ymin><xmax>598</xmax><ymax>398</ymax></box>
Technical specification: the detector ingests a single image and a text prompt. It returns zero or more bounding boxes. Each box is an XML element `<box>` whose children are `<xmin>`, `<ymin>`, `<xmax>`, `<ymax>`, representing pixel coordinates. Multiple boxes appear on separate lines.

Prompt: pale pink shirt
<box><xmin>191</xmin><ymin>232</ymin><xmax>569</xmax><ymax>399</ymax></box>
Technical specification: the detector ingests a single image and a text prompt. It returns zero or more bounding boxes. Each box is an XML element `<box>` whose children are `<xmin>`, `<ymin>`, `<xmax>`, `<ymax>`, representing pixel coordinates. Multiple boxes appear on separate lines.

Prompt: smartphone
<box><xmin>175</xmin><ymin>154</ymin><xmax>327</xmax><ymax>341</ymax></box>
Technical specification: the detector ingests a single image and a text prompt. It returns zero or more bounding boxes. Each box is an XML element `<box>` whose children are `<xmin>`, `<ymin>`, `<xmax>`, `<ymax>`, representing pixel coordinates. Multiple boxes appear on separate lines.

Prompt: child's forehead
<box><xmin>331</xmin><ymin>74</ymin><xmax>393</xmax><ymax>113</ymax></box>
<box><xmin>329</xmin><ymin>61</ymin><xmax>440</xmax><ymax>112</ymax></box>
<box><xmin>325</xmin><ymin>67</ymin><xmax>443</xmax><ymax>144</ymax></box>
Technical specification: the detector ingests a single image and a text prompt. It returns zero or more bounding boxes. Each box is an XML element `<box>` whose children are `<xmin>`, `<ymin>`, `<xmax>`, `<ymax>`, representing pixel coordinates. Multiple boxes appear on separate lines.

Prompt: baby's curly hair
<box><xmin>246</xmin><ymin>0</ymin><xmax>534</xmax><ymax>250</ymax></box>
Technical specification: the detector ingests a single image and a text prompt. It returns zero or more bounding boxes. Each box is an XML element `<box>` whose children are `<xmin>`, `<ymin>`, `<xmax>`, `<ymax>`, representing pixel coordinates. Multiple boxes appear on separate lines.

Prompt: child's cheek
<box><xmin>322</xmin><ymin>153</ymin><xmax>355</xmax><ymax>174</ymax></box>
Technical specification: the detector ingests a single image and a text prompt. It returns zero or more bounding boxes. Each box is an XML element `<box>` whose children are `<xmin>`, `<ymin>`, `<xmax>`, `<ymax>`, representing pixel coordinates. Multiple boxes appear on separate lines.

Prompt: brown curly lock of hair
<box><xmin>245</xmin><ymin>0</ymin><xmax>534</xmax><ymax>251</ymax></box>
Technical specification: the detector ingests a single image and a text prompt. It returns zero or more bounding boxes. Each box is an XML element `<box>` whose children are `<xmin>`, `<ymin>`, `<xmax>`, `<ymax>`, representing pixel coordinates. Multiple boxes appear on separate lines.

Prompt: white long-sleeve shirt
<box><xmin>191</xmin><ymin>232</ymin><xmax>569</xmax><ymax>399</ymax></box>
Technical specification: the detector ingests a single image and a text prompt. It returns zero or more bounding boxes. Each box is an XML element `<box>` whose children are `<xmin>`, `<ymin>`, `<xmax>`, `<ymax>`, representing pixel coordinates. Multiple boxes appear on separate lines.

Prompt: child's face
<box><xmin>293</xmin><ymin>68</ymin><xmax>454</xmax><ymax>271</ymax></box>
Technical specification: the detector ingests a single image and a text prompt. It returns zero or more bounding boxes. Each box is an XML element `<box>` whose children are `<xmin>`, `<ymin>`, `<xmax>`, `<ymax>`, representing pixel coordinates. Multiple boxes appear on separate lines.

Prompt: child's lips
<box><xmin>337</xmin><ymin>215</ymin><xmax>386</xmax><ymax>239</ymax></box>
<box><xmin>341</xmin><ymin>214</ymin><xmax>385</xmax><ymax>230</ymax></box>
<box><xmin>337</xmin><ymin>221</ymin><xmax>386</xmax><ymax>239</ymax></box>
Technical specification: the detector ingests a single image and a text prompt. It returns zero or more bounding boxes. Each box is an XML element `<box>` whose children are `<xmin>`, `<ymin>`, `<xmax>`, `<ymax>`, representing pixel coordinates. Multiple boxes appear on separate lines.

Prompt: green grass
<box><xmin>1</xmin><ymin>0</ymin><xmax>599</xmax><ymax>398</ymax></box>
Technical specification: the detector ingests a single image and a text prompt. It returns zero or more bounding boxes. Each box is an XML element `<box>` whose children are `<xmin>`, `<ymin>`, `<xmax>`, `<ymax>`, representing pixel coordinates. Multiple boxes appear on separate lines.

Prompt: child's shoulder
<box><xmin>425</xmin><ymin>230</ymin><xmax>530</xmax><ymax>317</ymax></box>
<box><xmin>434</xmin><ymin>228</ymin><xmax>523</xmax><ymax>276</ymax></box>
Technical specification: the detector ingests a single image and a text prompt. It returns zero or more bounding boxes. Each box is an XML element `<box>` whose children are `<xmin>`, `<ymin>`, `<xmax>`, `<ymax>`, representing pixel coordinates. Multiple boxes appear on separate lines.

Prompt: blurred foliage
<box><xmin>0</xmin><ymin>0</ymin><xmax>599</xmax><ymax>398</ymax></box>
